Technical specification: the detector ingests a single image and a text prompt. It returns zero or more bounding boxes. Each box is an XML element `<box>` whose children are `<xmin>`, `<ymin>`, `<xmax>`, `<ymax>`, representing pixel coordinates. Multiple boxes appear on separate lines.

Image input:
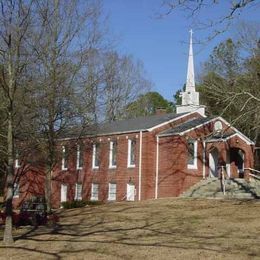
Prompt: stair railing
<box><xmin>244</xmin><ymin>168</ymin><xmax>260</xmax><ymax>180</ymax></box>
<box><xmin>218</xmin><ymin>165</ymin><xmax>227</xmax><ymax>195</ymax></box>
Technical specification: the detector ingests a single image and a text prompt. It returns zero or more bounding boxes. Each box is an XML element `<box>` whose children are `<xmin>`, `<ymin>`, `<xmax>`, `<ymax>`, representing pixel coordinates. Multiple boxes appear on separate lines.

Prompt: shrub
<box><xmin>61</xmin><ymin>200</ymin><xmax>87</xmax><ymax>209</ymax></box>
<box><xmin>61</xmin><ymin>200</ymin><xmax>103</xmax><ymax>209</ymax></box>
<box><xmin>86</xmin><ymin>200</ymin><xmax>103</xmax><ymax>206</ymax></box>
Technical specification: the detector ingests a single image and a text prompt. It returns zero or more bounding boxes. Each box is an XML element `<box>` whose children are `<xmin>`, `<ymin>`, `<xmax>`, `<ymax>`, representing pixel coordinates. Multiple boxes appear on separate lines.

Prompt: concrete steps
<box><xmin>181</xmin><ymin>177</ymin><xmax>260</xmax><ymax>199</ymax></box>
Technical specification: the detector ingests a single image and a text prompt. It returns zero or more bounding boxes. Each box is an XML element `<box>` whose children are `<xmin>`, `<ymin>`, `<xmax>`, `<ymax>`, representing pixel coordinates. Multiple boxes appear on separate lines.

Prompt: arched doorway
<box><xmin>230</xmin><ymin>148</ymin><xmax>245</xmax><ymax>178</ymax></box>
<box><xmin>209</xmin><ymin>148</ymin><xmax>218</xmax><ymax>177</ymax></box>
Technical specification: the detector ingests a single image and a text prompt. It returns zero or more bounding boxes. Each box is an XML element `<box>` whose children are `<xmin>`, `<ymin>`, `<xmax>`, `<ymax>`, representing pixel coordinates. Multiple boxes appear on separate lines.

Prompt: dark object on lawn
<box><xmin>19</xmin><ymin>196</ymin><xmax>47</xmax><ymax>226</ymax></box>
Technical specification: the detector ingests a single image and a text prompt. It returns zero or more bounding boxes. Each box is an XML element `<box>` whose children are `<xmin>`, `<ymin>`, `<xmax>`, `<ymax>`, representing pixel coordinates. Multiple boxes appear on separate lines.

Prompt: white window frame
<box><xmin>13</xmin><ymin>183</ymin><xmax>19</xmax><ymax>198</ymax></box>
<box><xmin>108</xmin><ymin>183</ymin><xmax>116</xmax><ymax>201</ymax></box>
<box><xmin>15</xmin><ymin>151</ymin><xmax>20</xmax><ymax>169</ymax></box>
<box><xmin>60</xmin><ymin>184</ymin><xmax>68</xmax><ymax>203</ymax></box>
<box><xmin>91</xmin><ymin>183</ymin><xmax>99</xmax><ymax>201</ymax></box>
<box><xmin>76</xmin><ymin>145</ymin><xmax>83</xmax><ymax>170</ymax></box>
<box><xmin>74</xmin><ymin>183</ymin><xmax>82</xmax><ymax>200</ymax></box>
<box><xmin>187</xmin><ymin>140</ymin><xmax>198</xmax><ymax>169</ymax></box>
<box><xmin>61</xmin><ymin>145</ymin><xmax>68</xmax><ymax>171</ymax></box>
<box><xmin>92</xmin><ymin>144</ymin><xmax>99</xmax><ymax>169</ymax></box>
<box><xmin>127</xmin><ymin>139</ymin><xmax>136</xmax><ymax>168</ymax></box>
<box><xmin>109</xmin><ymin>141</ymin><xmax>117</xmax><ymax>169</ymax></box>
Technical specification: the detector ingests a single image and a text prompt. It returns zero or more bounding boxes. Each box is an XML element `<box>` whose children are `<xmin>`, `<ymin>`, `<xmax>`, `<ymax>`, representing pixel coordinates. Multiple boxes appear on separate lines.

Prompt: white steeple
<box><xmin>186</xmin><ymin>29</ymin><xmax>195</xmax><ymax>91</ymax></box>
<box><xmin>176</xmin><ymin>30</ymin><xmax>205</xmax><ymax>116</ymax></box>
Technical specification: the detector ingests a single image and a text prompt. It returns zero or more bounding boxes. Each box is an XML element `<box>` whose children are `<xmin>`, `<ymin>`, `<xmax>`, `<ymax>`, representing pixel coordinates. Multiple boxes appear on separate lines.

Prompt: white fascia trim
<box><xmin>59</xmin><ymin>129</ymin><xmax>147</xmax><ymax>141</ymax></box>
<box><xmin>207</xmin><ymin>132</ymin><xmax>254</xmax><ymax>145</ymax></box>
<box><xmin>138</xmin><ymin>131</ymin><xmax>143</xmax><ymax>201</ymax></box>
<box><xmin>216</xmin><ymin>116</ymin><xmax>254</xmax><ymax>145</ymax></box>
<box><xmin>147</xmin><ymin>111</ymin><xmax>202</xmax><ymax>132</ymax></box>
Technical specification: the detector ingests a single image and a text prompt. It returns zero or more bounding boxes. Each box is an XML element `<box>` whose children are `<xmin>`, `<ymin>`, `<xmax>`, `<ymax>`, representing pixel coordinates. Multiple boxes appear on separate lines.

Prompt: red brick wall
<box><xmin>158</xmin><ymin>135</ymin><xmax>203</xmax><ymax>198</ymax></box>
<box><xmin>11</xmin><ymin>113</ymin><xmax>254</xmax><ymax>209</ymax></box>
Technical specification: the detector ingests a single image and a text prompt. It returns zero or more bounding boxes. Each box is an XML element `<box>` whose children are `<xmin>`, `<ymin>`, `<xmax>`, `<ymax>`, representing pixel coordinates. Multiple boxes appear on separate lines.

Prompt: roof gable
<box><xmin>158</xmin><ymin>116</ymin><xmax>254</xmax><ymax>145</ymax></box>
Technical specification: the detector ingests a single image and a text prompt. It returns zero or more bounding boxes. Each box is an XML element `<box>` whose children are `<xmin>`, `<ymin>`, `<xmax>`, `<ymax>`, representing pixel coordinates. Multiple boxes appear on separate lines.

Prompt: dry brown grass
<box><xmin>0</xmin><ymin>198</ymin><xmax>260</xmax><ymax>260</ymax></box>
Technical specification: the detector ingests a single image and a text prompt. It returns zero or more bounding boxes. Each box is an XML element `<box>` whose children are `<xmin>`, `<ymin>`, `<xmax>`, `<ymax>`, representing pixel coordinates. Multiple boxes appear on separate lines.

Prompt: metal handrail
<box><xmin>249</xmin><ymin>173</ymin><xmax>260</xmax><ymax>180</ymax></box>
<box><xmin>244</xmin><ymin>168</ymin><xmax>260</xmax><ymax>175</ymax></box>
<box><xmin>218</xmin><ymin>166</ymin><xmax>227</xmax><ymax>195</ymax></box>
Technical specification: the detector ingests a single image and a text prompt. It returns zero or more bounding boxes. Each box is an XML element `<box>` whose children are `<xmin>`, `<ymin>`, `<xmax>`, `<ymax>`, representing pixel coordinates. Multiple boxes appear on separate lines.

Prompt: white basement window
<box><xmin>91</xmin><ymin>183</ymin><xmax>99</xmax><ymax>201</ymax></box>
<box><xmin>187</xmin><ymin>140</ymin><xmax>198</xmax><ymax>169</ymax></box>
<box><xmin>75</xmin><ymin>183</ymin><xmax>82</xmax><ymax>200</ymax></box>
<box><xmin>92</xmin><ymin>143</ymin><xmax>100</xmax><ymax>169</ymax></box>
<box><xmin>108</xmin><ymin>183</ymin><xmax>116</xmax><ymax>201</ymax></box>
<box><xmin>61</xmin><ymin>145</ymin><xmax>68</xmax><ymax>170</ymax></box>
<box><xmin>109</xmin><ymin>141</ymin><xmax>117</xmax><ymax>168</ymax></box>
<box><xmin>127</xmin><ymin>139</ymin><xmax>136</xmax><ymax>168</ymax></box>
<box><xmin>76</xmin><ymin>144</ymin><xmax>83</xmax><ymax>170</ymax></box>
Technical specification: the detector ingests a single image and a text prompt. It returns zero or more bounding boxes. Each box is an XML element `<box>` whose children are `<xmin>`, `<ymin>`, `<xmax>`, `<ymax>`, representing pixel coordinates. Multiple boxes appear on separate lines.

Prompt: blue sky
<box><xmin>102</xmin><ymin>0</ymin><xmax>259</xmax><ymax>101</ymax></box>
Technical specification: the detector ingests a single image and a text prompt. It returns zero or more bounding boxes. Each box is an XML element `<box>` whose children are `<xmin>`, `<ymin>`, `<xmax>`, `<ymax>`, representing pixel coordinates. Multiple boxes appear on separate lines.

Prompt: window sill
<box><xmin>61</xmin><ymin>168</ymin><xmax>68</xmax><ymax>171</ymax></box>
<box><xmin>76</xmin><ymin>167</ymin><xmax>83</xmax><ymax>170</ymax></box>
<box><xmin>187</xmin><ymin>164</ymin><xmax>197</xmax><ymax>170</ymax></box>
<box><xmin>92</xmin><ymin>166</ymin><xmax>99</xmax><ymax>170</ymax></box>
<box><xmin>90</xmin><ymin>198</ymin><xmax>98</xmax><ymax>201</ymax></box>
<box><xmin>127</xmin><ymin>165</ymin><xmax>135</xmax><ymax>168</ymax></box>
<box><xmin>109</xmin><ymin>166</ymin><xmax>117</xmax><ymax>169</ymax></box>
<box><xmin>13</xmin><ymin>195</ymin><xmax>19</xmax><ymax>198</ymax></box>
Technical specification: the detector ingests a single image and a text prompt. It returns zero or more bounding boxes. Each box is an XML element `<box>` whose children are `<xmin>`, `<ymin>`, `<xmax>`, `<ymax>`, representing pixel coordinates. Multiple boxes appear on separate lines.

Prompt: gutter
<box><xmin>202</xmin><ymin>140</ymin><xmax>206</xmax><ymax>179</ymax></box>
<box><xmin>138</xmin><ymin>131</ymin><xmax>143</xmax><ymax>201</ymax></box>
<box><xmin>155</xmin><ymin>135</ymin><xmax>159</xmax><ymax>199</ymax></box>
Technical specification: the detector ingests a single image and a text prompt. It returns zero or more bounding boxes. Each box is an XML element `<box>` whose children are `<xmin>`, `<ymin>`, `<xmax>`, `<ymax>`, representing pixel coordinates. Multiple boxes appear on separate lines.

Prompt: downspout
<box><xmin>138</xmin><ymin>131</ymin><xmax>143</xmax><ymax>201</ymax></box>
<box><xmin>202</xmin><ymin>140</ymin><xmax>206</xmax><ymax>179</ymax></box>
<box><xmin>155</xmin><ymin>135</ymin><xmax>159</xmax><ymax>199</ymax></box>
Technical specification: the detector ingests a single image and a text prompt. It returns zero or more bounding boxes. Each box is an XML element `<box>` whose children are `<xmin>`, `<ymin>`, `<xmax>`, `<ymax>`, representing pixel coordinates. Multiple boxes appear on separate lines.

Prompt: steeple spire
<box><xmin>186</xmin><ymin>29</ymin><xmax>195</xmax><ymax>91</ymax></box>
<box><xmin>176</xmin><ymin>30</ymin><xmax>205</xmax><ymax>116</ymax></box>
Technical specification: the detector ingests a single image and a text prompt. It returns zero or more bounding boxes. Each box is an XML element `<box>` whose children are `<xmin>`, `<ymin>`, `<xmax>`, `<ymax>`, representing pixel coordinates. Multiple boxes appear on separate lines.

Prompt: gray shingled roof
<box><xmin>92</xmin><ymin>112</ymin><xmax>188</xmax><ymax>135</ymax></box>
<box><xmin>64</xmin><ymin>112</ymin><xmax>189</xmax><ymax>138</ymax></box>
<box><xmin>158</xmin><ymin>117</ymin><xmax>215</xmax><ymax>136</ymax></box>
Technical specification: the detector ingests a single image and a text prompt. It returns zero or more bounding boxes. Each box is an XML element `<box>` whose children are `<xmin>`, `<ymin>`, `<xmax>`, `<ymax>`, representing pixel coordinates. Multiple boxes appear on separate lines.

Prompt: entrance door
<box><xmin>127</xmin><ymin>183</ymin><xmax>135</xmax><ymax>201</ymax></box>
<box><xmin>61</xmin><ymin>184</ymin><xmax>68</xmax><ymax>202</ymax></box>
<box><xmin>209</xmin><ymin>149</ymin><xmax>218</xmax><ymax>177</ymax></box>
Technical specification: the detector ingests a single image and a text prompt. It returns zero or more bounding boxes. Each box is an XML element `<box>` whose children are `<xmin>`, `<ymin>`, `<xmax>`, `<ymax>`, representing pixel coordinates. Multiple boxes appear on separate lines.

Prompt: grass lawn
<box><xmin>0</xmin><ymin>198</ymin><xmax>259</xmax><ymax>259</ymax></box>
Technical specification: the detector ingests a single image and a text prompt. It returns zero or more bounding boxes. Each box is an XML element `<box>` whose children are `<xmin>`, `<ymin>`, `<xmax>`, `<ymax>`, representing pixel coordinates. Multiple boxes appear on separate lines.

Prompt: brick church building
<box><xmin>13</xmin><ymin>31</ymin><xmax>255</xmax><ymax>208</ymax></box>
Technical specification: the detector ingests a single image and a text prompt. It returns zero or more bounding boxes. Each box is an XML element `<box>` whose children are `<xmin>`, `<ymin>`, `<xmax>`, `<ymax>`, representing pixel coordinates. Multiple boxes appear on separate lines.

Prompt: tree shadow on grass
<box><xmin>0</xmin><ymin>201</ymin><xmax>259</xmax><ymax>259</ymax></box>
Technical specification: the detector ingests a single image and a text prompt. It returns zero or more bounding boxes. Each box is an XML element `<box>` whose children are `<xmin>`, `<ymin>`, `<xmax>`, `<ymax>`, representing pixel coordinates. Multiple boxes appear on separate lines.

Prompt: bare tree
<box><xmin>199</xmin><ymin>29</ymin><xmax>260</xmax><ymax>156</ymax></box>
<box><xmin>102</xmin><ymin>52</ymin><xmax>151</xmax><ymax>122</ymax></box>
<box><xmin>159</xmin><ymin>0</ymin><xmax>259</xmax><ymax>41</ymax></box>
<box><xmin>27</xmin><ymin>0</ymin><xmax>107</xmax><ymax>213</ymax></box>
<box><xmin>0</xmin><ymin>0</ymin><xmax>33</xmax><ymax>244</ymax></box>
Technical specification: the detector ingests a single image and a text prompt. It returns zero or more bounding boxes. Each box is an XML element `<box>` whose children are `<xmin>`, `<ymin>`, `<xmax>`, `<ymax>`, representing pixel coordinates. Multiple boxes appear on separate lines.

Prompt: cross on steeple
<box><xmin>176</xmin><ymin>30</ymin><xmax>205</xmax><ymax>116</ymax></box>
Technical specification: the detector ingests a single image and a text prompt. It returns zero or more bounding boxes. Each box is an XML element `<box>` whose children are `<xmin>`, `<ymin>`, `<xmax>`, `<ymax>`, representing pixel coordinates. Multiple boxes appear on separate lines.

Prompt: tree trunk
<box><xmin>45</xmin><ymin>169</ymin><xmax>52</xmax><ymax>214</ymax></box>
<box><xmin>3</xmin><ymin>113</ymin><xmax>14</xmax><ymax>244</ymax></box>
